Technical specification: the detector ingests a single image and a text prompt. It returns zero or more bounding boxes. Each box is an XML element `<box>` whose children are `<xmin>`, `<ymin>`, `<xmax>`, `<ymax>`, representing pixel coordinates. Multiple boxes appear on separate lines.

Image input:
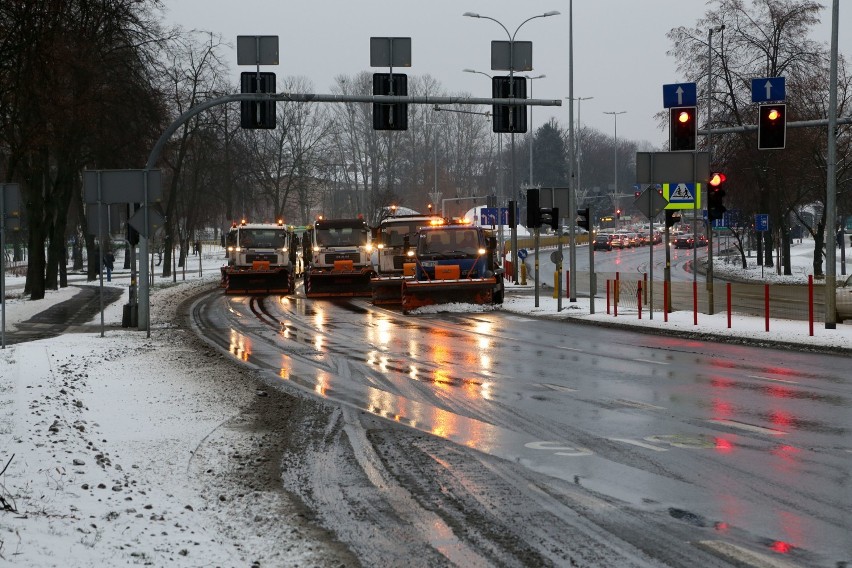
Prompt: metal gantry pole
<box><xmin>825</xmin><ymin>0</ymin><xmax>839</xmax><ymax>329</ymax></box>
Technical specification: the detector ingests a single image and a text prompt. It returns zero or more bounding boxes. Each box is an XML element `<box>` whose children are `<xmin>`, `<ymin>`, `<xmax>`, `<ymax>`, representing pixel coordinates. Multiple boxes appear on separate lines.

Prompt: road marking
<box><xmin>615</xmin><ymin>398</ymin><xmax>666</xmax><ymax>411</ymax></box>
<box><xmin>608</xmin><ymin>437</ymin><xmax>668</xmax><ymax>451</ymax></box>
<box><xmin>525</xmin><ymin>441</ymin><xmax>594</xmax><ymax>457</ymax></box>
<box><xmin>747</xmin><ymin>374</ymin><xmax>799</xmax><ymax>385</ymax></box>
<box><xmin>708</xmin><ymin>419</ymin><xmax>786</xmax><ymax>436</ymax></box>
<box><xmin>540</xmin><ymin>383</ymin><xmax>577</xmax><ymax>392</ymax></box>
<box><xmin>633</xmin><ymin>358</ymin><xmax>670</xmax><ymax>365</ymax></box>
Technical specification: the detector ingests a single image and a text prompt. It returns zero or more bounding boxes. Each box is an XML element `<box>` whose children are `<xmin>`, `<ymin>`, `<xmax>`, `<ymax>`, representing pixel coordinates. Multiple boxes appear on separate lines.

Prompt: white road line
<box><xmin>708</xmin><ymin>419</ymin><xmax>786</xmax><ymax>436</ymax></box>
<box><xmin>747</xmin><ymin>374</ymin><xmax>799</xmax><ymax>385</ymax></box>
<box><xmin>540</xmin><ymin>383</ymin><xmax>577</xmax><ymax>392</ymax></box>
<box><xmin>608</xmin><ymin>437</ymin><xmax>668</xmax><ymax>451</ymax></box>
<box><xmin>632</xmin><ymin>358</ymin><xmax>670</xmax><ymax>365</ymax></box>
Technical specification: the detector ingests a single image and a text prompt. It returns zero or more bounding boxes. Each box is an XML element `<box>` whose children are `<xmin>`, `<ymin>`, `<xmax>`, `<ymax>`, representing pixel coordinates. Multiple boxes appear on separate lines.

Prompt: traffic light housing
<box><xmin>240</xmin><ymin>72</ymin><xmax>276</xmax><ymax>129</ymax></box>
<box><xmin>539</xmin><ymin>207</ymin><xmax>559</xmax><ymax>232</ymax></box>
<box><xmin>669</xmin><ymin>106</ymin><xmax>697</xmax><ymax>151</ymax></box>
<box><xmin>373</xmin><ymin>73</ymin><xmax>408</xmax><ymax>130</ymax></box>
<box><xmin>665</xmin><ymin>209</ymin><xmax>681</xmax><ymax>229</ymax></box>
<box><xmin>508</xmin><ymin>200</ymin><xmax>517</xmax><ymax>227</ymax></box>
<box><xmin>615</xmin><ymin>209</ymin><xmax>621</xmax><ymax>220</ymax></box>
<box><xmin>492</xmin><ymin>76</ymin><xmax>528</xmax><ymax>134</ymax></box>
<box><xmin>526</xmin><ymin>188</ymin><xmax>540</xmax><ymax>228</ymax></box>
<box><xmin>707</xmin><ymin>172</ymin><xmax>727</xmax><ymax>221</ymax></box>
<box><xmin>758</xmin><ymin>103</ymin><xmax>786</xmax><ymax>149</ymax></box>
<box><xmin>577</xmin><ymin>207</ymin><xmax>590</xmax><ymax>231</ymax></box>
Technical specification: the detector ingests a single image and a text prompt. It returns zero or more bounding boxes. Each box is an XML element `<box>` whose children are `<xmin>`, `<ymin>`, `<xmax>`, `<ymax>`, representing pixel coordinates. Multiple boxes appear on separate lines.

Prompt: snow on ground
<box><xmin>0</xmin><ymin>238</ymin><xmax>850</xmax><ymax>566</ymax></box>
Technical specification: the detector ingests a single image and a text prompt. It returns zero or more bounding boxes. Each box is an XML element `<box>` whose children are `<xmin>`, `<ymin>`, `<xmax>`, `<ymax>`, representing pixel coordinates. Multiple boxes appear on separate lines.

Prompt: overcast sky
<box><xmin>162</xmin><ymin>0</ymin><xmax>850</xmax><ymax>147</ymax></box>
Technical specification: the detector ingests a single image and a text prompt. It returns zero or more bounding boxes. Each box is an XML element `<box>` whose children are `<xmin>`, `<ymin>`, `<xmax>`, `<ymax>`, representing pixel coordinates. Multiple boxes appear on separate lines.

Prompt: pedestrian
<box><xmin>194</xmin><ymin>240</ymin><xmax>201</xmax><ymax>255</ymax></box>
<box><xmin>104</xmin><ymin>249</ymin><xmax>115</xmax><ymax>282</ymax></box>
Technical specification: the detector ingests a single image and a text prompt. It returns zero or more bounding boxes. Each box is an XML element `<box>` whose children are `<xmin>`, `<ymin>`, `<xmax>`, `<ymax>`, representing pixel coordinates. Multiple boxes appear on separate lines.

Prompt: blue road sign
<box><xmin>755</xmin><ymin>213</ymin><xmax>769</xmax><ymax>232</ymax></box>
<box><xmin>499</xmin><ymin>207</ymin><xmax>509</xmax><ymax>225</ymax></box>
<box><xmin>751</xmin><ymin>77</ymin><xmax>785</xmax><ymax>102</ymax></box>
<box><xmin>663</xmin><ymin>82</ymin><xmax>697</xmax><ymax>108</ymax></box>
<box><xmin>480</xmin><ymin>207</ymin><xmax>498</xmax><ymax>225</ymax></box>
<box><xmin>518</xmin><ymin>248</ymin><xmax>528</xmax><ymax>260</ymax></box>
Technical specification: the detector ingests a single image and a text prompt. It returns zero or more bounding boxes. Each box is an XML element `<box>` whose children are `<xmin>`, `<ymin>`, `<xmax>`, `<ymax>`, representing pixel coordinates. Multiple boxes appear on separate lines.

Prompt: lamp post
<box><xmin>603</xmin><ymin>111</ymin><xmax>626</xmax><ymax>230</ymax></box>
<box><xmin>464</xmin><ymin>10</ymin><xmax>560</xmax><ymax>283</ymax></box>
<box><xmin>524</xmin><ymin>74</ymin><xmax>546</xmax><ymax>185</ymax></box>
<box><xmin>426</xmin><ymin>121</ymin><xmax>445</xmax><ymax>208</ymax></box>
<box><xmin>567</xmin><ymin>97</ymin><xmax>593</xmax><ymax>199</ymax></box>
<box><xmin>464</xmin><ymin>68</ymin><xmax>506</xmax><ymax>258</ymax></box>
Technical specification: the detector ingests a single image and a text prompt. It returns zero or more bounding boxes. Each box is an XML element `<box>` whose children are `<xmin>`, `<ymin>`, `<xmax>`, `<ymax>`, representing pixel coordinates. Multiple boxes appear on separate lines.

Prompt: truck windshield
<box><xmin>419</xmin><ymin>229</ymin><xmax>480</xmax><ymax>255</ymax></box>
<box><xmin>383</xmin><ymin>222</ymin><xmax>423</xmax><ymax>246</ymax></box>
<box><xmin>238</xmin><ymin>229</ymin><xmax>287</xmax><ymax>248</ymax></box>
<box><xmin>316</xmin><ymin>227</ymin><xmax>368</xmax><ymax>247</ymax></box>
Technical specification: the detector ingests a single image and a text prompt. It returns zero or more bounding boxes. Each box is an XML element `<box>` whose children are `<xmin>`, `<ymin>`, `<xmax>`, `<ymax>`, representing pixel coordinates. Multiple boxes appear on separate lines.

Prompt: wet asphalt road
<box><xmin>190</xmin><ymin>286</ymin><xmax>851</xmax><ymax>567</ymax></box>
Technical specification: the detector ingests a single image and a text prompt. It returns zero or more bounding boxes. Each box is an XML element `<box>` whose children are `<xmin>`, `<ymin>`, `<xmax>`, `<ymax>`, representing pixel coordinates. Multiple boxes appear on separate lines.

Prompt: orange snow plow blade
<box><xmin>223</xmin><ymin>267</ymin><xmax>292</xmax><ymax>295</ymax></box>
<box><xmin>370</xmin><ymin>276</ymin><xmax>407</xmax><ymax>305</ymax></box>
<box><xmin>401</xmin><ymin>277</ymin><xmax>496</xmax><ymax>312</ymax></box>
<box><xmin>305</xmin><ymin>267</ymin><xmax>374</xmax><ymax>298</ymax></box>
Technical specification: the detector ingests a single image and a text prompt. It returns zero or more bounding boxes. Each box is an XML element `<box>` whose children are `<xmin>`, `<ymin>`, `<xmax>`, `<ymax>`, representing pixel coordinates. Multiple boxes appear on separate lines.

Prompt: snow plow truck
<box><xmin>401</xmin><ymin>223</ymin><xmax>504</xmax><ymax>313</ymax></box>
<box><xmin>370</xmin><ymin>213</ymin><xmax>440</xmax><ymax>305</ymax></box>
<box><xmin>220</xmin><ymin>220</ymin><xmax>299</xmax><ymax>295</ymax></box>
<box><xmin>304</xmin><ymin>218</ymin><xmax>375</xmax><ymax>298</ymax></box>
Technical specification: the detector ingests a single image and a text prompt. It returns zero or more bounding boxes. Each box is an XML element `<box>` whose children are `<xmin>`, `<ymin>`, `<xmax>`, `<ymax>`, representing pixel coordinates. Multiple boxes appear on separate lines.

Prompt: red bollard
<box><xmin>637</xmin><ymin>281</ymin><xmax>642</xmax><ymax>319</ymax></box>
<box><xmin>505</xmin><ymin>260</ymin><xmax>513</xmax><ymax>282</ymax></box>
<box><xmin>727</xmin><ymin>283</ymin><xmax>732</xmax><ymax>329</ymax></box>
<box><xmin>663</xmin><ymin>280</ymin><xmax>669</xmax><ymax>322</ymax></box>
<box><xmin>693</xmin><ymin>281</ymin><xmax>698</xmax><ymax>326</ymax></box>
<box><xmin>808</xmin><ymin>275</ymin><xmax>814</xmax><ymax>336</ymax></box>
<box><xmin>606</xmin><ymin>280</ymin><xmax>611</xmax><ymax>314</ymax></box>
<box><xmin>765</xmin><ymin>283</ymin><xmax>770</xmax><ymax>332</ymax></box>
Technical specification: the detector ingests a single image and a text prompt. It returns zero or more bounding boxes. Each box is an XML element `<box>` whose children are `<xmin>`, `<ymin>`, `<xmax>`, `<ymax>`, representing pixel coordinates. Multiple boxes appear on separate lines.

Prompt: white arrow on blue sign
<box><xmin>662</xmin><ymin>83</ymin><xmax>697</xmax><ymax>108</ymax></box>
<box><xmin>751</xmin><ymin>77</ymin><xmax>785</xmax><ymax>103</ymax></box>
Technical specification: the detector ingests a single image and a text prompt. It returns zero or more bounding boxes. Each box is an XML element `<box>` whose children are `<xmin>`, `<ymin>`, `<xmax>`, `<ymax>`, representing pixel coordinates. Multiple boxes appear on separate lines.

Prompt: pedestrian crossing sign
<box><xmin>663</xmin><ymin>182</ymin><xmax>701</xmax><ymax>209</ymax></box>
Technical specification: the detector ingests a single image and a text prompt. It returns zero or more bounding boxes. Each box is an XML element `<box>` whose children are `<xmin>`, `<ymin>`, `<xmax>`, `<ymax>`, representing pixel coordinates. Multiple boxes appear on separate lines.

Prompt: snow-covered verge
<box><xmin>0</xmin><ymin>277</ymin><xmax>351</xmax><ymax>567</ymax></box>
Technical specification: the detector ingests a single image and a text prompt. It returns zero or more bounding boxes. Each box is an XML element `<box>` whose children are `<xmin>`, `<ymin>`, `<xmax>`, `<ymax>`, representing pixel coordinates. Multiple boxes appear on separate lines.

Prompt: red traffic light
<box><xmin>677</xmin><ymin>109</ymin><xmax>692</xmax><ymax>123</ymax></box>
<box><xmin>709</xmin><ymin>172</ymin><xmax>727</xmax><ymax>187</ymax></box>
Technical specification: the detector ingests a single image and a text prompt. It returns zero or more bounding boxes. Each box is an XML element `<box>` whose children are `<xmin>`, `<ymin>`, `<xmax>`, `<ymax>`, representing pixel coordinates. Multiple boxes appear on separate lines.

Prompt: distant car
<box><xmin>593</xmin><ymin>234</ymin><xmax>613</xmax><ymax>251</ymax></box>
<box><xmin>674</xmin><ymin>233</ymin><xmax>697</xmax><ymax>249</ymax></box>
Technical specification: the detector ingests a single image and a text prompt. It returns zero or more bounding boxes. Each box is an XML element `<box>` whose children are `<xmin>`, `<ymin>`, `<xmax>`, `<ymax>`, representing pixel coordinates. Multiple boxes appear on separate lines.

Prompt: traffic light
<box><xmin>240</xmin><ymin>72</ymin><xmax>276</xmax><ymax>129</ymax></box>
<box><xmin>577</xmin><ymin>207</ymin><xmax>590</xmax><ymax>231</ymax></box>
<box><xmin>373</xmin><ymin>73</ymin><xmax>408</xmax><ymax>130</ymax></box>
<box><xmin>616</xmin><ymin>209</ymin><xmax>621</xmax><ymax>220</ymax></box>
<box><xmin>758</xmin><ymin>103</ymin><xmax>786</xmax><ymax>149</ymax></box>
<box><xmin>669</xmin><ymin>106</ymin><xmax>697</xmax><ymax>151</ymax></box>
<box><xmin>707</xmin><ymin>172</ymin><xmax>727</xmax><ymax>221</ymax></box>
<box><xmin>508</xmin><ymin>200</ymin><xmax>517</xmax><ymax>227</ymax></box>
<box><xmin>539</xmin><ymin>207</ymin><xmax>559</xmax><ymax>232</ymax></box>
<box><xmin>665</xmin><ymin>209</ymin><xmax>681</xmax><ymax>229</ymax></box>
<box><xmin>526</xmin><ymin>188</ymin><xmax>540</xmax><ymax>227</ymax></box>
<box><xmin>492</xmin><ymin>76</ymin><xmax>528</xmax><ymax>134</ymax></box>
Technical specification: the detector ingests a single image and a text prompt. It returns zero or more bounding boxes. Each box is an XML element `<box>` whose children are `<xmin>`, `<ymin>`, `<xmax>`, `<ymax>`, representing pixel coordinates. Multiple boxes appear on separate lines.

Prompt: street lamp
<box><xmin>463</xmin><ymin>10</ymin><xmax>561</xmax><ymax>283</ymax></box>
<box><xmin>603</xmin><ymin>111</ymin><xmax>626</xmax><ymax>230</ymax></box>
